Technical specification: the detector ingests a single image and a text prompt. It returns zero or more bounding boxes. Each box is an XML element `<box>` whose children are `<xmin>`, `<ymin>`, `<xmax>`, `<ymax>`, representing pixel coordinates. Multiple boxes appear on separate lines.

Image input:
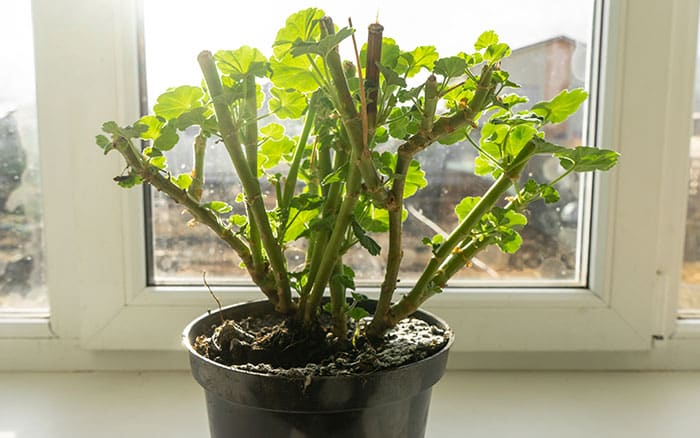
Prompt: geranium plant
<box><xmin>96</xmin><ymin>8</ymin><xmax>618</xmax><ymax>345</ymax></box>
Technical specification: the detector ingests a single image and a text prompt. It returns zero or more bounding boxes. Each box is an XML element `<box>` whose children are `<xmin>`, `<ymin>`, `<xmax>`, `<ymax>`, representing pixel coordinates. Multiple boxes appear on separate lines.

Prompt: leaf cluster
<box><xmin>95</xmin><ymin>9</ymin><xmax>619</xmax><ymax>340</ymax></box>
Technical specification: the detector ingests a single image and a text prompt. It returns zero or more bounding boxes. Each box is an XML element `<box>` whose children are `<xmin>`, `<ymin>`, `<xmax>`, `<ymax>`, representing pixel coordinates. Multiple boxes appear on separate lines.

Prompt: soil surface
<box><xmin>193</xmin><ymin>313</ymin><xmax>452</xmax><ymax>377</ymax></box>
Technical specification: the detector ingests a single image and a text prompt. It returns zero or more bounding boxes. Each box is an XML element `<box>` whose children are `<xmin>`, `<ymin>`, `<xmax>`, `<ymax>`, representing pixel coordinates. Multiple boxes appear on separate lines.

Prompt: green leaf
<box><xmin>290</xmin><ymin>27</ymin><xmax>355</xmax><ymax>57</ymax></box>
<box><xmin>148</xmin><ymin>155</ymin><xmax>166</xmax><ymax>169</ymax></box>
<box><xmin>492</xmin><ymin>71</ymin><xmax>519</xmax><ymax>89</ymax></box>
<box><xmin>499</xmin><ymin>93</ymin><xmax>529</xmax><ymax>109</ymax></box>
<box><xmin>351</xmin><ymin>220</ymin><xmax>381</xmax><ymax>256</ymax></box>
<box><xmin>143</xmin><ymin>147</ymin><xmax>162</xmax><ymax>158</ymax></box>
<box><xmin>229</xmin><ymin>214</ymin><xmax>247</xmax><ymax>227</ymax></box>
<box><xmin>404</xmin><ymin>159</ymin><xmax>428</xmax><ymax>198</ymax></box>
<box><xmin>321</xmin><ymin>163</ymin><xmax>348</xmax><ymax>186</ymax></box>
<box><xmin>284</xmin><ymin>208</ymin><xmax>317</xmax><ymax>242</ymax></box>
<box><xmin>290</xmin><ymin>193</ymin><xmax>324</xmax><ymax>211</ymax></box>
<box><xmin>176</xmin><ymin>107</ymin><xmax>215</xmax><ymax>131</ymax></box>
<box><xmin>377</xmin><ymin>63</ymin><xmax>407</xmax><ymax>87</ymax></box>
<box><xmin>533</xmin><ymin>138</ymin><xmax>568</xmax><ymax>155</ymax></box>
<box><xmin>102</xmin><ymin>121</ymin><xmax>147</xmax><ymax>139</ymax></box>
<box><xmin>269</xmin><ymin>87</ymin><xmax>307</xmax><ymax>119</ymax></box>
<box><xmin>153</xmin><ymin>86</ymin><xmax>204</xmax><ymax>120</ymax></box>
<box><xmin>484</xmin><ymin>43</ymin><xmax>511</xmax><ymax>64</ymax></box>
<box><xmin>348</xmin><ymin>307</ymin><xmax>370</xmax><ymax>321</ymax></box>
<box><xmin>334</xmin><ymin>268</ymin><xmax>356</xmax><ymax>290</ymax></box>
<box><xmin>475</xmin><ymin>156</ymin><xmax>495</xmax><ymax>176</ymax></box>
<box><xmin>531</xmin><ymin>89</ymin><xmax>588</xmax><ymax>124</ymax></box>
<box><xmin>273</xmin><ymin>8</ymin><xmax>325</xmax><ymax>58</ymax></box>
<box><xmin>375</xmin><ymin>126</ymin><xmax>389</xmax><ymax>143</ymax></box>
<box><xmin>113</xmin><ymin>170</ymin><xmax>142</xmax><ymax>188</ymax></box>
<box><xmin>270</xmin><ymin>55</ymin><xmax>319</xmax><ymax>92</ymax></box>
<box><xmin>334</xmin><ymin>273</ymin><xmax>355</xmax><ymax>290</ymax></box>
<box><xmin>541</xmin><ymin>185</ymin><xmax>560</xmax><ymax>203</ymax></box>
<box><xmin>152</xmin><ymin>121</ymin><xmax>179</xmax><ymax>151</ymax></box>
<box><xmin>260</xmin><ymin>123</ymin><xmax>285</xmax><ymax>140</ymax></box>
<box><xmin>455</xmin><ymin>196</ymin><xmax>481</xmax><ymax>221</ymax></box>
<box><xmin>351</xmin><ymin>291</ymin><xmax>366</xmax><ymax>303</ymax></box>
<box><xmin>556</xmin><ymin>146</ymin><xmax>620</xmax><ymax>172</ymax></box>
<box><xmin>137</xmin><ymin>115</ymin><xmax>165</xmax><ymax>140</ymax></box>
<box><xmin>396</xmin><ymin>84</ymin><xmax>424</xmax><ymax>103</ymax></box>
<box><xmin>378</xmin><ymin>153</ymin><xmax>426</xmax><ymax>198</ymax></box>
<box><xmin>215</xmin><ymin>46</ymin><xmax>269</xmax><ymax>78</ymax></box>
<box><xmin>534</xmin><ymin>139</ymin><xmax>619</xmax><ymax>172</ymax></box>
<box><xmin>438</xmin><ymin>127</ymin><xmax>468</xmax><ymax>145</ymax></box>
<box><xmin>357</xmin><ymin>205</ymin><xmax>388</xmax><ymax>232</ymax></box>
<box><xmin>387</xmin><ymin>106</ymin><xmax>420</xmax><ymax>140</ymax></box>
<box><xmin>433</xmin><ymin>56</ymin><xmax>467</xmax><ymax>79</ymax></box>
<box><xmin>402</xmin><ymin>46</ymin><xmax>439</xmax><ymax>77</ymax></box>
<box><xmin>173</xmin><ymin>173</ymin><xmax>193</xmax><ymax>190</ymax></box>
<box><xmin>497</xmin><ymin>229</ymin><xmax>522</xmax><ymax>254</ymax></box>
<box><xmin>203</xmin><ymin>201</ymin><xmax>233</xmax><ymax>214</ymax></box>
<box><xmin>95</xmin><ymin>134</ymin><xmax>111</xmax><ymax>153</ymax></box>
<box><xmin>475</xmin><ymin>30</ymin><xmax>499</xmax><ymax>50</ymax></box>
<box><xmin>481</xmin><ymin>122</ymin><xmax>509</xmax><ymax>145</ymax></box>
<box><xmin>459</xmin><ymin>51</ymin><xmax>483</xmax><ymax>67</ymax></box>
<box><xmin>474</xmin><ymin>141</ymin><xmax>502</xmax><ymax>177</ymax></box>
<box><xmin>259</xmin><ymin>136</ymin><xmax>296</xmax><ymax>170</ymax></box>
<box><xmin>422</xmin><ymin>234</ymin><xmax>444</xmax><ymax>254</ymax></box>
<box><xmin>501</xmin><ymin>209</ymin><xmax>527</xmax><ymax>227</ymax></box>
<box><xmin>505</xmin><ymin>124</ymin><xmax>537</xmax><ymax>157</ymax></box>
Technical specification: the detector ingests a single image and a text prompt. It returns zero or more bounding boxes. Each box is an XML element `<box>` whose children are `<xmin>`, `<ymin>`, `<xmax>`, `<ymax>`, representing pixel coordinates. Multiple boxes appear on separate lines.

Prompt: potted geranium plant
<box><xmin>96</xmin><ymin>7</ymin><xmax>618</xmax><ymax>438</ymax></box>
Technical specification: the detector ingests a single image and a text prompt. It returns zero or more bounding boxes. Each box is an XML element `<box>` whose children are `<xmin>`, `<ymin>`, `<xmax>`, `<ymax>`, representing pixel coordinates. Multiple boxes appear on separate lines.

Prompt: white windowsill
<box><xmin>2</xmin><ymin>371</ymin><xmax>700</xmax><ymax>437</ymax></box>
<box><xmin>0</xmin><ymin>318</ymin><xmax>54</xmax><ymax>339</ymax></box>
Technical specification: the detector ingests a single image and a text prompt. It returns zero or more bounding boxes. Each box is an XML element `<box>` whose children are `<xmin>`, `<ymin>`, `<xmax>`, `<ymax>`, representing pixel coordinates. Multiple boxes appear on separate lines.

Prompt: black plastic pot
<box><xmin>183</xmin><ymin>299</ymin><xmax>453</xmax><ymax>438</ymax></box>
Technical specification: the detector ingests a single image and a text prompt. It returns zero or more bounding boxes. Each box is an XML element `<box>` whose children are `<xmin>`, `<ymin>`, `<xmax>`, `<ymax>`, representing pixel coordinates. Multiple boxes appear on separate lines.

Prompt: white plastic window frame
<box><xmin>3</xmin><ymin>0</ymin><xmax>700</xmax><ymax>370</ymax></box>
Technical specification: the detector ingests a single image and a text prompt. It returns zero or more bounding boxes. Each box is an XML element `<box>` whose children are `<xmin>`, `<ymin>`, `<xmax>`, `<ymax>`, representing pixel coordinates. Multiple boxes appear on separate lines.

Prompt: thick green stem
<box><xmin>319</xmin><ymin>16</ymin><xmax>390</xmax><ymax>208</ymax></box>
<box><xmin>113</xmin><ymin>137</ymin><xmax>280</xmax><ymax>305</ymax></box>
<box><xmin>366</xmin><ymin>71</ymin><xmax>494</xmax><ymax>337</ymax></box>
<box><xmin>198</xmin><ymin>51</ymin><xmax>293</xmax><ymax>313</ymax></box>
<box><xmin>365</xmin><ymin>23</ymin><xmax>383</xmax><ymax>140</ymax></box>
<box><xmin>436</xmin><ymin>182</ymin><xmax>547</xmax><ymax>285</ymax></box>
<box><xmin>330</xmin><ymin>259</ymin><xmax>348</xmax><ymax>340</ymax></box>
<box><xmin>368</xmin><ymin>148</ymin><xmax>410</xmax><ymax>333</ymax></box>
<box><xmin>188</xmin><ymin>130</ymin><xmax>206</xmax><ymax>202</ymax></box>
<box><xmin>243</xmin><ymin>75</ymin><xmax>264</xmax><ymax>271</ymax></box>
<box><xmin>302</xmin><ymin>148</ymin><xmax>347</xmax><ymax>298</ymax></box>
<box><xmin>421</xmin><ymin>75</ymin><xmax>438</xmax><ymax>133</ymax></box>
<box><xmin>434</xmin><ymin>238</ymin><xmax>493</xmax><ymax>286</ymax></box>
<box><xmin>304</xmin><ymin>154</ymin><xmax>362</xmax><ymax>324</ymax></box>
<box><xmin>398</xmin><ymin>65</ymin><xmax>494</xmax><ymax>156</ymax></box>
<box><xmin>282</xmin><ymin>92</ymin><xmax>318</xmax><ymax>208</ymax></box>
<box><xmin>383</xmin><ymin>141</ymin><xmax>537</xmax><ymax>329</ymax></box>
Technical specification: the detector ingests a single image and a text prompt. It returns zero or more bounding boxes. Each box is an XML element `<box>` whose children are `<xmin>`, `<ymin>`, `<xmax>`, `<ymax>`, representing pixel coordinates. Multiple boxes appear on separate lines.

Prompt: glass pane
<box><xmin>142</xmin><ymin>0</ymin><xmax>596</xmax><ymax>286</ymax></box>
<box><xmin>680</xmin><ymin>11</ymin><xmax>700</xmax><ymax>315</ymax></box>
<box><xmin>0</xmin><ymin>2</ymin><xmax>48</xmax><ymax>312</ymax></box>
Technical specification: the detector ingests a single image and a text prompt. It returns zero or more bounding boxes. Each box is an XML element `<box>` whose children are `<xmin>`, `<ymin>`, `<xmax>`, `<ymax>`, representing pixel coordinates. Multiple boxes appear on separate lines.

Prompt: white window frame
<box><xmin>3</xmin><ymin>0</ymin><xmax>700</xmax><ymax>370</ymax></box>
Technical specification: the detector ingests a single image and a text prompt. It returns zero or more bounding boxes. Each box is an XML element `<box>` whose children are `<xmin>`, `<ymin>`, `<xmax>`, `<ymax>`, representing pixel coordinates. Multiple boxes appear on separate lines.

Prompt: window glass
<box><xmin>0</xmin><ymin>2</ymin><xmax>48</xmax><ymax>313</ymax></box>
<box><xmin>680</xmin><ymin>11</ymin><xmax>700</xmax><ymax>316</ymax></box>
<box><xmin>142</xmin><ymin>0</ymin><xmax>596</xmax><ymax>286</ymax></box>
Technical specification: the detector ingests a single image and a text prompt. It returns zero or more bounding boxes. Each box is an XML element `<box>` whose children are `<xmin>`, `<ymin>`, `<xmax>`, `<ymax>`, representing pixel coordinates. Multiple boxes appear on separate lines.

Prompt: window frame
<box><xmin>3</xmin><ymin>0</ymin><xmax>700</xmax><ymax>369</ymax></box>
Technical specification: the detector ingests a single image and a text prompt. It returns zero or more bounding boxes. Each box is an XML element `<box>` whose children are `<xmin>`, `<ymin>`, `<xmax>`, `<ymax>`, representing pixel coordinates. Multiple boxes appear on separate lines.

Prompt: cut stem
<box><xmin>189</xmin><ymin>130</ymin><xmax>206</xmax><ymax>202</ymax></box>
<box><xmin>319</xmin><ymin>16</ymin><xmax>390</xmax><ymax>208</ymax></box>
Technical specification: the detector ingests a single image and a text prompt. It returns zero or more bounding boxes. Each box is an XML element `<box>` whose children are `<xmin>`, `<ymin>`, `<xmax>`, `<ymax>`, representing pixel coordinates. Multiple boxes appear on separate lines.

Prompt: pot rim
<box><xmin>182</xmin><ymin>298</ymin><xmax>454</xmax><ymax>381</ymax></box>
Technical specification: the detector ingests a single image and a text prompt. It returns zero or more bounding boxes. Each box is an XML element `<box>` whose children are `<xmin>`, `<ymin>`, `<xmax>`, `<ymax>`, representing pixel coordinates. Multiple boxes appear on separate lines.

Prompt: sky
<box><xmin>0</xmin><ymin>0</ymin><xmax>597</xmax><ymax>110</ymax></box>
<box><xmin>0</xmin><ymin>1</ymin><xmax>36</xmax><ymax>113</ymax></box>
<box><xmin>143</xmin><ymin>0</ymin><xmax>596</xmax><ymax>100</ymax></box>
